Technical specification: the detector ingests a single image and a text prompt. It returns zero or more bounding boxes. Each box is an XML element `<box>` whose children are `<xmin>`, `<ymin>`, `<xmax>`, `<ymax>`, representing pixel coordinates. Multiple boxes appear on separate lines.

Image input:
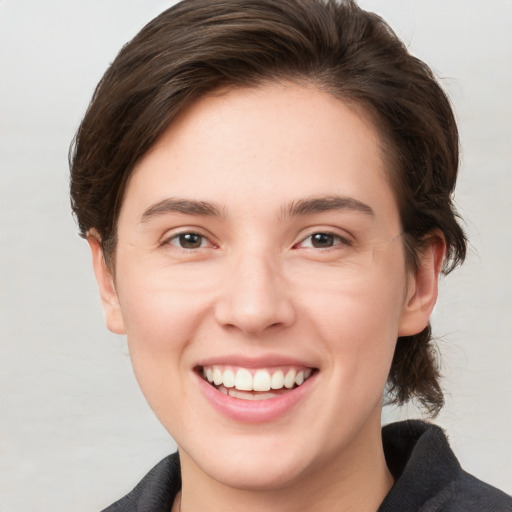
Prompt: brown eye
<box><xmin>297</xmin><ymin>232</ymin><xmax>352</xmax><ymax>250</ymax></box>
<box><xmin>169</xmin><ymin>232</ymin><xmax>207</xmax><ymax>249</ymax></box>
<box><xmin>311</xmin><ymin>233</ymin><xmax>335</xmax><ymax>248</ymax></box>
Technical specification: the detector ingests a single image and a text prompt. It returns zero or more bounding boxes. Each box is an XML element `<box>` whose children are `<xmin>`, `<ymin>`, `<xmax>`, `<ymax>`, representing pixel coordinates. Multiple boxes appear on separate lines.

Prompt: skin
<box><xmin>89</xmin><ymin>83</ymin><xmax>444</xmax><ymax>512</ymax></box>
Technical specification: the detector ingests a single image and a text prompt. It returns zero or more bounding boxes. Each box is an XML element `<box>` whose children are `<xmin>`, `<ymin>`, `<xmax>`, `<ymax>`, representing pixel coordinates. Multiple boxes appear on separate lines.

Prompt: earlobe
<box><xmin>398</xmin><ymin>233</ymin><xmax>446</xmax><ymax>336</ymax></box>
<box><xmin>87</xmin><ymin>232</ymin><xmax>126</xmax><ymax>335</ymax></box>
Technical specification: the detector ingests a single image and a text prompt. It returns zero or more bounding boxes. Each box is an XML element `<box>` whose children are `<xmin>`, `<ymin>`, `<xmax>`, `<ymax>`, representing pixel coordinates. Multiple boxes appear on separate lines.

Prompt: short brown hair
<box><xmin>70</xmin><ymin>0</ymin><xmax>466</xmax><ymax>415</ymax></box>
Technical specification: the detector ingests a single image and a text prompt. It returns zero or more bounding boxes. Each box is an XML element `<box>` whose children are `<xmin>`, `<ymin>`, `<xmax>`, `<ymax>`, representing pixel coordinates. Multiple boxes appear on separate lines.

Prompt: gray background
<box><xmin>1</xmin><ymin>1</ymin><xmax>511</xmax><ymax>510</ymax></box>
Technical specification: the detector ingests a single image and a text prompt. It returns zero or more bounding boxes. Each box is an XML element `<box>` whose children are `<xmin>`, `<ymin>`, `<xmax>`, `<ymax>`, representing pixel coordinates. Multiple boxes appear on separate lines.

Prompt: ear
<box><xmin>398</xmin><ymin>232</ymin><xmax>446</xmax><ymax>336</ymax></box>
<box><xmin>87</xmin><ymin>232</ymin><xmax>126</xmax><ymax>335</ymax></box>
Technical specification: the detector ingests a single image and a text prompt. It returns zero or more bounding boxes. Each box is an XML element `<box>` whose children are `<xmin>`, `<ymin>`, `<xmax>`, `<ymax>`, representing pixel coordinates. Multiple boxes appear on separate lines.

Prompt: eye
<box><xmin>168</xmin><ymin>232</ymin><xmax>210</xmax><ymax>249</ymax></box>
<box><xmin>297</xmin><ymin>232</ymin><xmax>351</xmax><ymax>249</ymax></box>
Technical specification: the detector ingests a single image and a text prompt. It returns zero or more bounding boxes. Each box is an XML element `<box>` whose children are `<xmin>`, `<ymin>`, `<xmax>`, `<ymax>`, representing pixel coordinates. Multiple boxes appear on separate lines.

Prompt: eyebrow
<box><xmin>140</xmin><ymin>194</ymin><xmax>374</xmax><ymax>223</ymax></box>
<box><xmin>281</xmin><ymin>195</ymin><xmax>374</xmax><ymax>218</ymax></box>
<box><xmin>141</xmin><ymin>198</ymin><xmax>224</xmax><ymax>222</ymax></box>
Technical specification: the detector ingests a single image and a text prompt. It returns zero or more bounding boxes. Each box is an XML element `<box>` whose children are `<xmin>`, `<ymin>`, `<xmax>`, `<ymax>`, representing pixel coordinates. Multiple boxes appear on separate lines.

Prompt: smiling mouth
<box><xmin>197</xmin><ymin>365</ymin><xmax>316</xmax><ymax>401</ymax></box>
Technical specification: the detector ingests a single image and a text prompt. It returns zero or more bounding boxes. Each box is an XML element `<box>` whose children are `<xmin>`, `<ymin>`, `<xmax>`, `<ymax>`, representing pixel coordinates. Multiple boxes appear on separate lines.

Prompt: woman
<box><xmin>69</xmin><ymin>0</ymin><xmax>512</xmax><ymax>510</ymax></box>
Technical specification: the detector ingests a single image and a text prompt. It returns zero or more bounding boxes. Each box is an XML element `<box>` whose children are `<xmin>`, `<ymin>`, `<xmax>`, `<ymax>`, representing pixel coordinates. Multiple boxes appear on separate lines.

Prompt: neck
<box><xmin>178</xmin><ymin>412</ymin><xmax>393</xmax><ymax>512</ymax></box>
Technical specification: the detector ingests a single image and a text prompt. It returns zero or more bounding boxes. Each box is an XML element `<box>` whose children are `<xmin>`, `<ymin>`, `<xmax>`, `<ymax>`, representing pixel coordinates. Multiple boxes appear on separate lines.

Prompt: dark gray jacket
<box><xmin>102</xmin><ymin>420</ymin><xmax>512</xmax><ymax>511</ymax></box>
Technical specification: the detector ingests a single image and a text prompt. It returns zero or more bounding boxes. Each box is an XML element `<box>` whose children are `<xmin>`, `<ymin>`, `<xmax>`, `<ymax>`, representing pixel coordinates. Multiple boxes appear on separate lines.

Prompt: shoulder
<box><xmin>440</xmin><ymin>470</ymin><xmax>512</xmax><ymax>512</ymax></box>
<box><xmin>380</xmin><ymin>420</ymin><xmax>512</xmax><ymax>512</ymax></box>
<box><xmin>100</xmin><ymin>452</ymin><xmax>181</xmax><ymax>512</ymax></box>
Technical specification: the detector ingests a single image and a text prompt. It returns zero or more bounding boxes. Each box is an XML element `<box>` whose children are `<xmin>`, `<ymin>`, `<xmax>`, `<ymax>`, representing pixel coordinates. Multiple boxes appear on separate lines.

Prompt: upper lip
<box><xmin>195</xmin><ymin>354</ymin><xmax>317</xmax><ymax>370</ymax></box>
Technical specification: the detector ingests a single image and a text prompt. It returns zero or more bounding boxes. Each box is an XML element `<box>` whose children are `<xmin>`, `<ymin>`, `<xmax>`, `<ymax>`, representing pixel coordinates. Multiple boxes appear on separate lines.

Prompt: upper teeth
<box><xmin>202</xmin><ymin>366</ymin><xmax>313</xmax><ymax>392</ymax></box>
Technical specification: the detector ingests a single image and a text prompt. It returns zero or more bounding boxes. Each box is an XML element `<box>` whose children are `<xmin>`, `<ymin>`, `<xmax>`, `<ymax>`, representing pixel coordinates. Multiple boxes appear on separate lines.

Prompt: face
<box><xmin>90</xmin><ymin>83</ymin><xmax>438</xmax><ymax>493</ymax></box>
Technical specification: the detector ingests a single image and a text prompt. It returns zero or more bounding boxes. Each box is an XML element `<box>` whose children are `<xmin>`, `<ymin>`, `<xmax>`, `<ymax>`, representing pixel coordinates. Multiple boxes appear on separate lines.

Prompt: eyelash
<box><xmin>294</xmin><ymin>232</ymin><xmax>353</xmax><ymax>250</ymax></box>
<box><xmin>164</xmin><ymin>230</ymin><xmax>352</xmax><ymax>251</ymax></box>
<box><xmin>165</xmin><ymin>232</ymin><xmax>214</xmax><ymax>250</ymax></box>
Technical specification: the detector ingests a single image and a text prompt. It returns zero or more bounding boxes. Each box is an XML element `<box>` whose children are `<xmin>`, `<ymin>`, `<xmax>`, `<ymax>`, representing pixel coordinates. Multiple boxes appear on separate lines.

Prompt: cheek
<box><xmin>304</xmin><ymin>259</ymin><xmax>406</xmax><ymax>341</ymax></box>
<box><xmin>114</xmin><ymin>267</ymin><xmax>215</xmax><ymax>398</ymax></box>
<box><xmin>316</xmin><ymin>289</ymin><xmax>400</xmax><ymax>369</ymax></box>
<box><xmin>303</xmin><ymin>262</ymin><xmax>407</xmax><ymax>387</ymax></box>
<box><xmin>116</xmin><ymin>260</ymin><xmax>214</xmax><ymax>345</ymax></box>
<box><xmin>116</xmin><ymin>276</ymin><xmax>212</xmax><ymax>426</ymax></box>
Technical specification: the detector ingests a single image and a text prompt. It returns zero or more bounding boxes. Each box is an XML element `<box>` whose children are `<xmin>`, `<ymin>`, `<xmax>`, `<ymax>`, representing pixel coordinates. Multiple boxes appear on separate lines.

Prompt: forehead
<box><xmin>121</xmin><ymin>83</ymin><xmax>399</xmax><ymax>229</ymax></box>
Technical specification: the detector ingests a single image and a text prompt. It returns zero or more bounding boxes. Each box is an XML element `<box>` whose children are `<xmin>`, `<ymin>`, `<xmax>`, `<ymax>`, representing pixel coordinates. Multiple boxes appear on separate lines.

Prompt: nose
<box><xmin>214</xmin><ymin>252</ymin><xmax>296</xmax><ymax>336</ymax></box>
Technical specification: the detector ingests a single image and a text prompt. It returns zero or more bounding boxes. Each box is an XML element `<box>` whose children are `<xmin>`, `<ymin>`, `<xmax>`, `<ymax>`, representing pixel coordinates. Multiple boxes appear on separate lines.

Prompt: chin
<box><xmin>179</xmin><ymin>425</ymin><xmax>332</xmax><ymax>493</ymax></box>
<box><xmin>201</xmin><ymin>449</ymin><xmax>311</xmax><ymax>491</ymax></box>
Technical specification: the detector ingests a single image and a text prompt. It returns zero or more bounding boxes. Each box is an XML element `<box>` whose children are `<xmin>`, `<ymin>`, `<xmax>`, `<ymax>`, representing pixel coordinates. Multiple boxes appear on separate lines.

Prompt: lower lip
<box><xmin>195</xmin><ymin>371</ymin><xmax>316</xmax><ymax>423</ymax></box>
